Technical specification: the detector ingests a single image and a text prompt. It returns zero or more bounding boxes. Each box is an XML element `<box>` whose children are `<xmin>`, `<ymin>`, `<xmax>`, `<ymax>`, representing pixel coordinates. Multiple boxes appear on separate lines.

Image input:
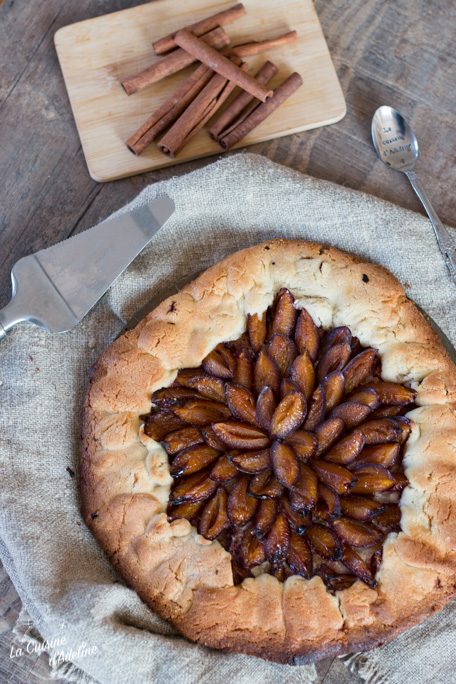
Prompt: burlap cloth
<box><xmin>1</xmin><ymin>153</ymin><xmax>455</xmax><ymax>684</ymax></box>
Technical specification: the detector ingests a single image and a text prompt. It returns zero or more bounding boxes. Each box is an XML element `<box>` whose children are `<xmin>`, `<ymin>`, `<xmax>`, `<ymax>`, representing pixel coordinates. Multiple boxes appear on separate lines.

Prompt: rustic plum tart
<box><xmin>81</xmin><ymin>239</ymin><xmax>456</xmax><ymax>664</ymax></box>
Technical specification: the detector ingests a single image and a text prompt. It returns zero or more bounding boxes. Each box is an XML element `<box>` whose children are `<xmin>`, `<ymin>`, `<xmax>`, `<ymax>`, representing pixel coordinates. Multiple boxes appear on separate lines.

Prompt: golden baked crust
<box><xmin>80</xmin><ymin>239</ymin><xmax>456</xmax><ymax>664</ymax></box>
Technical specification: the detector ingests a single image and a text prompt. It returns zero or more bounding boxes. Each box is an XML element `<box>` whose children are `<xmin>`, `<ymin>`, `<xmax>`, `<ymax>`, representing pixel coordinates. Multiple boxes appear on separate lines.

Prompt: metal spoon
<box><xmin>372</xmin><ymin>105</ymin><xmax>456</xmax><ymax>286</ymax></box>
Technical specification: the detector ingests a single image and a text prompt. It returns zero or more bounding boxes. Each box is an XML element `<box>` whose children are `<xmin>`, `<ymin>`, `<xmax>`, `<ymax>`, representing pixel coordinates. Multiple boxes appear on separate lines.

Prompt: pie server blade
<box><xmin>0</xmin><ymin>196</ymin><xmax>175</xmax><ymax>339</ymax></box>
<box><xmin>118</xmin><ymin>274</ymin><xmax>456</xmax><ymax>366</ymax></box>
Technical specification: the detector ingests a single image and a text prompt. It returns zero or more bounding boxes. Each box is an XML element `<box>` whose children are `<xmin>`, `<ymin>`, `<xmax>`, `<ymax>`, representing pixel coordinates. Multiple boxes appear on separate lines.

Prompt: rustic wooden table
<box><xmin>1</xmin><ymin>0</ymin><xmax>455</xmax><ymax>681</ymax></box>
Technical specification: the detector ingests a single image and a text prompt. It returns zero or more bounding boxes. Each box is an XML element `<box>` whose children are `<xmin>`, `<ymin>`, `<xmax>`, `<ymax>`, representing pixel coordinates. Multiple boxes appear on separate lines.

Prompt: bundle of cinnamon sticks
<box><xmin>123</xmin><ymin>4</ymin><xmax>303</xmax><ymax>158</ymax></box>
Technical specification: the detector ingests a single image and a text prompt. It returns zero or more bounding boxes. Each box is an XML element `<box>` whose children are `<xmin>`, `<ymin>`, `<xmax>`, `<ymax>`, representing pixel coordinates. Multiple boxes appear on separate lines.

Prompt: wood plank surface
<box><xmin>1</xmin><ymin>0</ymin><xmax>456</xmax><ymax>682</ymax></box>
<box><xmin>54</xmin><ymin>0</ymin><xmax>345</xmax><ymax>180</ymax></box>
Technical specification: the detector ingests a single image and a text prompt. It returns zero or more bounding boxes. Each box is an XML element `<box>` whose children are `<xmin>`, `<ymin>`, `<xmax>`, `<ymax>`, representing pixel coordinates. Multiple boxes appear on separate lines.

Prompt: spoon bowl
<box><xmin>371</xmin><ymin>106</ymin><xmax>419</xmax><ymax>173</ymax></box>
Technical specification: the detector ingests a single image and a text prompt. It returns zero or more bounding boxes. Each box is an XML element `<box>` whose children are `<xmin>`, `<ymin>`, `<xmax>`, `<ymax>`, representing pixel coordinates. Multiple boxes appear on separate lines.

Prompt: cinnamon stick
<box><xmin>174</xmin><ymin>29</ymin><xmax>273</xmax><ymax>102</ymax></box>
<box><xmin>153</xmin><ymin>3</ymin><xmax>246</xmax><ymax>55</ymax></box>
<box><xmin>158</xmin><ymin>57</ymin><xmax>247</xmax><ymax>158</ymax></box>
<box><xmin>217</xmin><ymin>72</ymin><xmax>303</xmax><ymax>150</ymax></box>
<box><xmin>209</xmin><ymin>61</ymin><xmax>278</xmax><ymax>141</ymax></box>
<box><xmin>121</xmin><ymin>26</ymin><xmax>230</xmax><ymax>95</ymax></box>
<box><xmin>126</xmin><ymin>64</ymin><xmax>213</xmax><ymax>155</ymax></box>
<box><xmin>229</xmin><ymin>30</ymin><xmax>298</xmax><ymax>57</ymax></box>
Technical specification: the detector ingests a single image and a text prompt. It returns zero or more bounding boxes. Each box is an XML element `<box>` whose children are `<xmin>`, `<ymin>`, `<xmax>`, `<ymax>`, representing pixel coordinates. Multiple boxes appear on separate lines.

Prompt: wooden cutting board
<box><xmin>55</xmin><ymin>0</ymin><xmax>346</xmax><ymax>182</ymax></box>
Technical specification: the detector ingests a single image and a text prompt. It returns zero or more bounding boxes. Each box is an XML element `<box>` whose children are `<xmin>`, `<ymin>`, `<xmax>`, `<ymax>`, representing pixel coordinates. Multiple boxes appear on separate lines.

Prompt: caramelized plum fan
<box><xmin>142</xmin><ymin>289</ymin><xmax>416</xmax><ymax>591</ymax></box>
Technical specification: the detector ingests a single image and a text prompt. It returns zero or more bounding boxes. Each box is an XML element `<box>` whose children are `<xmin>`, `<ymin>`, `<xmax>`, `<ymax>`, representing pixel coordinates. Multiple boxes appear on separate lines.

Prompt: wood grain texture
<box><xmin>54</xmin><ymin>0</ymin><xmax>345</xmax><ymax>180</ymax></box>
<box><xmin>1</xmin><ymin>0</ymin><xmax>456</xmax><ymax>681</ymax></box>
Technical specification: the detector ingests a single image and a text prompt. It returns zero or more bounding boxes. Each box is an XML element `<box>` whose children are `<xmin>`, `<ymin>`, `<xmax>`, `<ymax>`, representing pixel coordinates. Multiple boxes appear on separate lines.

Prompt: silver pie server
<box><xmin>371</xmin><ymin>105</ymin><xmax>456</xmax><ymax>286</ymax></box>
<box><xmin>0</xmin><ymin>195</ymin><xmax>175</xmax><ymax>339</ymax></box>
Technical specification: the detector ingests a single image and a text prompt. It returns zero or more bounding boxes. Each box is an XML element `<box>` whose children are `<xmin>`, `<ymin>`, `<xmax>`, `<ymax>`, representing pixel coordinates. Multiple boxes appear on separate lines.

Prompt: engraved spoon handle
<box><xmin>406</xmin><ymin>170</ymin><xmax>456</xmax><ymax>286</ymax></box>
